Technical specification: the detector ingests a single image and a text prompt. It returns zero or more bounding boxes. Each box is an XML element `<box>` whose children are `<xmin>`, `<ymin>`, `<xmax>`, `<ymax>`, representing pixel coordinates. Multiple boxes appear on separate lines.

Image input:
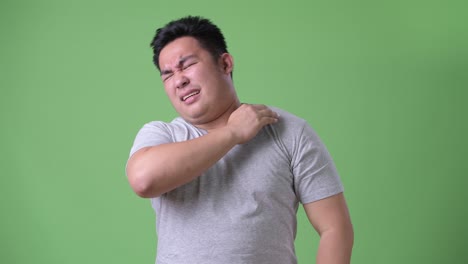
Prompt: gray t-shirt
<box><xmin>128</xmin><ymin>107</ymin><xmax>344</xmax><ymax>264</ymax></box>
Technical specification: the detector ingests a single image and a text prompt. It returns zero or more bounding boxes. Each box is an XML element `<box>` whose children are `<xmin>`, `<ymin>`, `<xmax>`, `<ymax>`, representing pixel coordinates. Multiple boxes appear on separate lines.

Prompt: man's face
<box><xmin>158</xmin><ymin>36</ymin><xmax>237</xmax><ymax>127</ymax></box>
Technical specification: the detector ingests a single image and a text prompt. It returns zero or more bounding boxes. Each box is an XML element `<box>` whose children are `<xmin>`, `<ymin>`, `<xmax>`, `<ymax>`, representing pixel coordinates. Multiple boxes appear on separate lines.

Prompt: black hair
<box><xmin>150</xmin><ymin>16</ymin><xmax>229</xmax><ymax>71</ymax></box>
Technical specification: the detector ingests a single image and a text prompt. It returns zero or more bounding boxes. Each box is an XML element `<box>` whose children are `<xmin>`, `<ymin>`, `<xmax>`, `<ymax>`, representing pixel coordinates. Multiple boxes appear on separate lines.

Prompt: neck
<box><xmin>196</xmin><ymin>98</ymin><xmax>240</xmax><ymax>132</ymax></box>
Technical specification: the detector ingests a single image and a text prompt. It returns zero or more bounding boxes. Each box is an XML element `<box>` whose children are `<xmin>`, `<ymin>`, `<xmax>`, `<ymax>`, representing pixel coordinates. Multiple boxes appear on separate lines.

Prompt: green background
<box><xmin>1</xmin><ymin>0</ymin><xmax>467</xmax><ymax>263</ymax></box>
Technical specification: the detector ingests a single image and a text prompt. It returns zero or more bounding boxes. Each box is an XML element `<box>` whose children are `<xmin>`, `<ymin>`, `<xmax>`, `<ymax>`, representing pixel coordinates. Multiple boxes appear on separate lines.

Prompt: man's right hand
<box><xmin>226</xmin><ymin>104</ymin><xmax>279</xmax><ymax>144</ymax></box>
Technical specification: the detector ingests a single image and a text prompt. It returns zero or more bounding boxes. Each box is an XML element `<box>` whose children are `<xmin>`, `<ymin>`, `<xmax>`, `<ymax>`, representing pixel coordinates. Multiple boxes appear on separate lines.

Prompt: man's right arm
<box><xmin>126</xmin><ymin>104</ymin><xmax>278</xmax><ymax>198</ymax></box>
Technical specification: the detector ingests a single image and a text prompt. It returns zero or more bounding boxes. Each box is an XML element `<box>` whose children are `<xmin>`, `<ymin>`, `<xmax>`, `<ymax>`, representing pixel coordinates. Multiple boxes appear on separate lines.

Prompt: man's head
<box><xmin>150</xmin><ymin>16</ymin><xmax>239</xmax><ymax>129</ymax></box>
<box><xmin>150</xmin><ymin>16</ymin><xmax>229</xmax><ymax>72</ymax></box>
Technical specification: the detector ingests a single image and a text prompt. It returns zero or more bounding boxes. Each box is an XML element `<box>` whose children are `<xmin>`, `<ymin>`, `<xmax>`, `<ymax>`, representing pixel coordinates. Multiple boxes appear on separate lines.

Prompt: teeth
<box><xmin>183</xmin><ymin>91</ymin><xmax>199</xmax><ymax>101</ymax></box>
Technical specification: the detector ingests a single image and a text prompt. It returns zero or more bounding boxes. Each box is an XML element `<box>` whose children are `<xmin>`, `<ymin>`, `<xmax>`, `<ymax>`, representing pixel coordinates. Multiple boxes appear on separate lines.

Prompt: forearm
<box><xmin>127</xmin><ymin>126</ymin><xmax>237</xmax><ymax>198</ymax></box>
<box><xmin>316</xmin><ymin>227</ymin><xmax>354</xmax><ymax>264</ymax></box>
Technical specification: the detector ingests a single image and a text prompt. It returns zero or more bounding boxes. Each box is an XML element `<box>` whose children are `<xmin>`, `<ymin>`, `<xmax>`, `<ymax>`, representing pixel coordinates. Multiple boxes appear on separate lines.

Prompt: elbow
<box><xmin>347</xmin><ymin>224</ymin><xmax>355</xmax><ymax>249</ymax></box>
<box><xmin>339</xmin><ymin>219</ymin><xmax>355</xmax><ymax>247</ymax></box>
<box><xmin>128</xmin><ymin>174</ymin><xmax>157</xmax><ymax>198</ymax></box>
<box><xmin>322</xmin><ymin>221</ymin><xmax>355</xmax><ymax>250</ymax></box>
<box><xmin>341</xmin><ymin>221</ymin><xmax>355</xmax><ymax>252</ymax></box>
<box><xmin>127</xmin><ymin>164</ymin><xmax>162</xmax><ymax>198</ymax></box>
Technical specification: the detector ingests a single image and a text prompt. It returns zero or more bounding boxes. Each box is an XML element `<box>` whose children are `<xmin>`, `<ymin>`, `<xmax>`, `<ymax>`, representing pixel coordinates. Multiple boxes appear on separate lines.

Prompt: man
<box><xmin>127</xmin><ymin>16</ymin><xmax>353</xmax><ymax>264</ymax></box>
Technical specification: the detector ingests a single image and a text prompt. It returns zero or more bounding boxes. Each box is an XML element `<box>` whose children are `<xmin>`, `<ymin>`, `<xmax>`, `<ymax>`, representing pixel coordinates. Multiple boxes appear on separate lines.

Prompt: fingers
<box><xmin>228</xmin><ymin>103</ymin><xmax>279</xmax><ymax>144</ymax></box>
<box><xmin>243</xmin><ymin>103</ymin><xmax>280</xmax><ymax>122</ymax></box>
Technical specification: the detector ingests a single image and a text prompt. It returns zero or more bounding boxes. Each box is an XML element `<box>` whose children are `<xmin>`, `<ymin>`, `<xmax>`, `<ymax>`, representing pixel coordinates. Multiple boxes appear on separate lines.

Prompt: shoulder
<box><xmin>269</xmin><ymin>106</ymin><xmax>309</xmax><ymax>133</ymax></box>
<box><xmin>129</xmin><ymin>117</ymin><xmax>200</xmax><ymax>157</ymax></box>
<box><xmin>266</xmin><ymin>106</ymin><xmax>324</xmax><ymax>150</ymax></box>
<box><xmin>142</xmin><ymin>117</ymin><xmax>186</xmax><ymax>129</ymax></box>
<box><xmin>137</xmin><ymin>117</ymin><xmax>206</xmax><ymax>143</ymax></box>
<box><xmin>261</xmin><ymin>106</ymin><xmax>310</xmax><ymax>154</ymax></box>
<box><xmin>271</xmin><ymin>106</ymin><xmax>307</xmax><ymax>123</ymax></box>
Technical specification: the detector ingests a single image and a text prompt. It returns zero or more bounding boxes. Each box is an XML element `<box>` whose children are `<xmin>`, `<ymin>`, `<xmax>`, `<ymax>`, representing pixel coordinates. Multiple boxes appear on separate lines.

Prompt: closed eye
<box><xmin>162</xmin><ymin>73</ymin><xmax>173</xmax><ymax>82</ymax></box>
<box><xmin>183</xmin><ymin>61</ymin><xmax>197</xmax><ymax>70</ymax></box>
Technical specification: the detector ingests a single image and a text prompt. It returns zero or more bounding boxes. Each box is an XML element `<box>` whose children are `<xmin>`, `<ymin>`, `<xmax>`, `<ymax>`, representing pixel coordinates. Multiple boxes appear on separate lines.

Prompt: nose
<box><xmin>175</xmin><ymin>74</ymin><xmax>189</xmax><ymax>89</ymax></box>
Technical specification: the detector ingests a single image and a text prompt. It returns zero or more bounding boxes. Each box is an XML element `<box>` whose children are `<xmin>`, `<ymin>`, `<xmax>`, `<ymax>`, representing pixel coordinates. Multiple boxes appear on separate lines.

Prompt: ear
<box><xmin>219</xmin><ymin>53</ymin><xmax>234</xmax><ymax>75</ymax></box>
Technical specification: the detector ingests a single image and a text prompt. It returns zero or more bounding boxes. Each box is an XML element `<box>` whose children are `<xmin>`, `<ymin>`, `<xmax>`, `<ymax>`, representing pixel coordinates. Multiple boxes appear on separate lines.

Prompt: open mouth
<box><xmin>182</xmin><ymin>91</ymin><xmax>200</xmax><ymax>101</ymax></box>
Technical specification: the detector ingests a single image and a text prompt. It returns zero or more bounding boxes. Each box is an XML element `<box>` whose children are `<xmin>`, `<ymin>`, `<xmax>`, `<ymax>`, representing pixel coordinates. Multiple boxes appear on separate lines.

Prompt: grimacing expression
<box><xmin>158</xmin><ymin>37</ymin><xmax>237</xmax><ymax>126</ymax></box>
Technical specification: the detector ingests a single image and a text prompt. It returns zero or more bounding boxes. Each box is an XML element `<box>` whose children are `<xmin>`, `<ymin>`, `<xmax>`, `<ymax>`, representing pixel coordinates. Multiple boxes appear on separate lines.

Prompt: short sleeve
<box><xmin>129</xmin><ymin>121</ymin><xmax>173</xmax><ymax>158</ymax></box>
<box><xmin>292</xmin><ymin>123</ymin><xmax>344</xmax><ymax>204</ymax></box>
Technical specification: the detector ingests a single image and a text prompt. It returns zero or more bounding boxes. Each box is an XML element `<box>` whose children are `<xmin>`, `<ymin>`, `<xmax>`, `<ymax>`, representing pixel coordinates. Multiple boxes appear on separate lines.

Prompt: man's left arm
<box><xmin>303</xmin><ymin>192</ymin><xmax>354</xmax><ymax>264</ymax></box>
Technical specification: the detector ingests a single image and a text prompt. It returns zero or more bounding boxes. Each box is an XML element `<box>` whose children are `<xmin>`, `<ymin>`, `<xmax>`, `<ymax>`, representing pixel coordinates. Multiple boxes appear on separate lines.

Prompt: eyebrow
<box><xmin>160</xmin><ymin>54</ymin><xmax>197</xmax><ymax>76</ymax></box>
